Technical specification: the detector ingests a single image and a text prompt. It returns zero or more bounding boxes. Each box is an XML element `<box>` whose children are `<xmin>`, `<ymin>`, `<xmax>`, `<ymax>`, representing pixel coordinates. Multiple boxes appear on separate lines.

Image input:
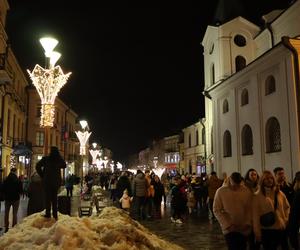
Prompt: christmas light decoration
<box><xmin>89</xmin><ymin>149</ymin><xmax>100</xmax><ymax>164</ymax></box>
<box><xmin>27</xmin><ymin>64</ymin><xmax>71</xmax><ymax>127</ymax></box>
<box><xmin>75</xmin><ymin>131</ymin><xmax>91</xmax><ymax>155</ymax></box>
<box><xmin>152</xmin><ymin>168</ymin><xmax>165</xmax><ymax>179</ymax></box>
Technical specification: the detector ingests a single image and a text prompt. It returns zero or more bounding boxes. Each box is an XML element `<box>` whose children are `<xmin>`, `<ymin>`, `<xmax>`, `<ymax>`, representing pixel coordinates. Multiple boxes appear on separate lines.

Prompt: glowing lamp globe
<box><xmin>49</xmin><ymin>51</ymin><xmax>61</xmax><ymax>68</ymax></box>
<box><xmin>39</xmin><ymin>37</ymin><xmax>59</xmax><ymax>56</ymax></box>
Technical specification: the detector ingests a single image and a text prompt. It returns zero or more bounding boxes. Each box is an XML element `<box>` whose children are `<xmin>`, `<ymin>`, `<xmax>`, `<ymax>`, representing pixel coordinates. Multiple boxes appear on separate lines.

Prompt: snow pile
<box><xmin>0</xmin><ymin>207</ymin><xmax>183</xmax><ymax>250</ymax></box>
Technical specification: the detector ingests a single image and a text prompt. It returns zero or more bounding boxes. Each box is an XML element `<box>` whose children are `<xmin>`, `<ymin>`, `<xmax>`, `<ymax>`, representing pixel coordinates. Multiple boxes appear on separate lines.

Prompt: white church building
<box><xmin>202</xmin><ymin>0</ymin><xmax>300</xmax><ymax>181</ymax></box>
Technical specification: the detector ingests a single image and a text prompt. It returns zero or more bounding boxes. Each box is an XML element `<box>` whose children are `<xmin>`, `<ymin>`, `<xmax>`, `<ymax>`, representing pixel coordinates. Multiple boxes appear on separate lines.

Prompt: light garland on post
<box><xmin>27</xmin><ymin>64</ymin><xmax>71</xmax><ymax>127</ymax></box>
<box><xmin>75</xmin><ymin>131</ymin><xmax>91</xmax><ymax>155</ymax></box>
<box><xmin>89</xmin><ymin>149</ymin><xmax>100</xmax><ymax>164</ymax></box>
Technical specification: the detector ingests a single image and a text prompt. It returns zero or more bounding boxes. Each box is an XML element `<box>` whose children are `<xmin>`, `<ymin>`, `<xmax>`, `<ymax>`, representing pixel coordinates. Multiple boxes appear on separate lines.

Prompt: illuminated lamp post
<box><xmin>75</xmin><ymin>120</ymin><xmax>91</xmax><ymax>185</ymax></box>
<box><xmin>27</xmin><ymin>37</ymin><xmax>71</xmax><ymax>155</ymax></box>
<box><xmin>89</xmin><ymin>142</ymin><xmax>100</xmax><ymax>171</ymax></box>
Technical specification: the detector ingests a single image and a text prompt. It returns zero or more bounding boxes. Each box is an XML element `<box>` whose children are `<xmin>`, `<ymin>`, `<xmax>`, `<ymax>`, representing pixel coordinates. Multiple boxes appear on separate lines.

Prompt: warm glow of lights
<box><xmin>39</xmin><ymin>37</ymin><xmax>58</xmax><ymax>55</ymax></box>
<box><xmin>80</xmin><ymin>120</ymin><xmax>88</xmax><ymax>130</ymax></box>
<box><xmin>75</xmin><ymin>131</ymin><xmax>91</xmax><ymax>155</ymax></box>
<box><xmin>27</xmin><ymin>64</ymin><xmax>71</xmax><ymax>127</ymax></box>
<box><xmin>152</xmin><ymin>167</ymin><xmax>165</xmax><ymax>179</ymax></box>
<box><xmin>117</xmin><ymin>162</ymin><xmax>122</xmax><ymax>169</ymax></box>
<box><xmin>89</xmin><ymin>149</ymin><xmax>100</xmax><ymax>164</ymax></box>
<box><xmin>128</xmin><ymin>169</ymin><xmax>137</xmax><ymax>175</ymax></box>
<box><xmin>92</xmin><ymin>142</ymin><xmax>97</xmax><ymax>149</ymax></box>
<box><xmin>49</xmin><ymin>51</ymin><xmax>61</xmax><ymax>68</ymax></box>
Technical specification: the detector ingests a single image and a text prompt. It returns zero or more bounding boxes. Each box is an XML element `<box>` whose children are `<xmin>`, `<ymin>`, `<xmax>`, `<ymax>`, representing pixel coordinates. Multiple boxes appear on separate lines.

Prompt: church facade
<box><xmin>202</xmin><ymin>0</ymin><xmax>300</xmax><ymax>180</ymax></box>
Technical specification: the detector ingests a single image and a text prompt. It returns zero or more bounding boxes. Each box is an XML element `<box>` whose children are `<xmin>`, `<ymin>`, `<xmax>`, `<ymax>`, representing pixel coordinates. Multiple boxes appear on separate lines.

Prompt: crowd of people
<box><xmin>1</xmin><ymin>154</ymin><xmax>300</xmax><ymax>249</ymax></box>
<box><xmin>213</xmin><ymin>167</ymin><xmax>299</xmax><ymax>250</ymax></box>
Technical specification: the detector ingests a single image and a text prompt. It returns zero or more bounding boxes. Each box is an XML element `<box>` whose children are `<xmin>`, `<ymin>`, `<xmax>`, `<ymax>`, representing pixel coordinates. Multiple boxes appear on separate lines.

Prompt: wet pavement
<box><xmin>0</xmin><ymin>192</ymin><xmax>227</xmax><ymax>250</ymax></box>
<box><xmin>138</xmin><ymin>206</ymin><xmax>226</xmax><ymax>250</ymax></box>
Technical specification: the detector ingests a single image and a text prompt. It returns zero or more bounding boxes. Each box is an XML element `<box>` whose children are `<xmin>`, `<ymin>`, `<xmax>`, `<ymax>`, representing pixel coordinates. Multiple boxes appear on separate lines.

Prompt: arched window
<box><xmin>241</xmin><ymin>125</ymin><xmax>253</xmax><ymax>155</ymax></box>
<box><xmin>265</xmin><ymin>75</ymin><xmax>276</xmax><ymax>95</ymax></box>
<box><xmin>211</xmin><ymin>64</ymin><xmax>215</xmax><ymax>86</ymax></box>
<box><xmin>235</xmin><ymin>56</ymin><xmax>246</xmax><ymax>72</ymax></box>
<box><xmin>241</xmin><ymin>88</ymin><xmax>249</xmax><ymax>106</ymax></box>
<box><xmin>202</xmin><ymin>127</ymin><xmax>206</xmax><ymax>144</ymax></box>
<box><xmin>188</xmin><ymin>133</ymin><xmax>191</xmax><ymax>148</ymax></box>
<box><xmin>266</xmin><ymin>117</ymin><xmax>281</xmax><ymax>153</ymax></box>
<box><xmin>223</xmin><ymin>99</ymin><xmax>229</xmax><ymax>113</ymax></box>
<box><xmin>196</xmin><ymin>130</ymin><xmax>199</xmax><ymax>146</ymax></box>
<box><xmin>223</xmin><ymin>130</ymin><xmax>232</xmax><ymax>157</ymax></box>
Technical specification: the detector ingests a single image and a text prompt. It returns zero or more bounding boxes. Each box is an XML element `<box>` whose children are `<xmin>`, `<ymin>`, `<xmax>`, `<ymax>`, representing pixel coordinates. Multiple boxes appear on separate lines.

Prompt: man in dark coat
<box><xmin>3</xmin><ymin>167</ymin><xmax>23</xmax><ymax>232</ymax></box>
<box><xmin>36</xmin><ymin>146</ymin><xmax>66</xmax><ymax>219</ymax></box>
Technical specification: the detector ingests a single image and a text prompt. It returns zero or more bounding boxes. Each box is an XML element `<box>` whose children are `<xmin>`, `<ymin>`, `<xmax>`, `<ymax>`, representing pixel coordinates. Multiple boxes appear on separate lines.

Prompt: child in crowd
<box><xmin>119</xmin><ymin>189</ymin><xmax>132</xmax><ymax>214</ymax></box>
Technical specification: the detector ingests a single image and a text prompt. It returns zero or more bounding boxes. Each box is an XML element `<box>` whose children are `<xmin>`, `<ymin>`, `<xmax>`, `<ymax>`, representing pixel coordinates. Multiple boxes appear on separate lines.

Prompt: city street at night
<box><xmin>0</xmin><ymin>192</ymin><xmax>226</xmax><ymax>250</ymax></box>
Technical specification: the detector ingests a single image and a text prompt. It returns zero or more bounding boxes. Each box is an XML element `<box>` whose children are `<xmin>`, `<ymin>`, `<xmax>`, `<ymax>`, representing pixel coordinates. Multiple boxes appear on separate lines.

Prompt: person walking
<box><xmin>213</xmin><ymin>172</ymin><xmax>252</xmax><ymax>250</ymax></box>
<box><xmin>207</xmin><ymin>171</ymin><xmax>223</xmax><ymax>220</ymax></box>
<box><xmin>36</xmin><ymin>146</ymin><xmax>66</xmax><ymax>220</ymax></box>
<box><xmin>65</xmin><ymin>174</ymin><xmax>74</xmax><ymax>198</ymax></box>
<box><xmin>2</xmin><ymin>168</ymin><xmax>23</xmax><ymax>232</ymax></box>
<box><xmin>132</xmin><ymin>170</ymin><xmax>148</xmax><ymax>220</ymax></box>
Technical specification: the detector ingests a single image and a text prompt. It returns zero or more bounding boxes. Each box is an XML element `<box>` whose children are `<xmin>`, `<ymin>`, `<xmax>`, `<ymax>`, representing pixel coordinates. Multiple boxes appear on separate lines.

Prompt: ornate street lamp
<box><xmin>75</xmin><ymin>120</ymin><xmax>91</xmax><ymax>185</ymax></box>
<box><xmin>89</xmin><ymin>142</ymin><xmax>100</xmax><ymax>165</ymax></box>
<box><xmin>27</xmin><ymin>37</ymin><xmax>71</xmax><ymax>155</ymax></box>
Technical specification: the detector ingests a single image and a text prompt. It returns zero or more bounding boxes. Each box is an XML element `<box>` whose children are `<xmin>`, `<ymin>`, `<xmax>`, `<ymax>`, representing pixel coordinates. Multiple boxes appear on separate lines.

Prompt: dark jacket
<box><xmin>116</xmin><ymin>175</ymin><xmax>132</xmax><ymax>198</ymax></box>
<box><xmin>3</xmin><ymin>172</ymin><xmax>23</xmax><ymax>201</ymax></box>
<box><xmin>36</xmin><ymin>154</ymin><xmax>66</xmax><ymax>189</ymax></box>
<box><xmin>133</xmin><ymin>173</ymin><xmax>148</xmax><ymax>197</ymax></box>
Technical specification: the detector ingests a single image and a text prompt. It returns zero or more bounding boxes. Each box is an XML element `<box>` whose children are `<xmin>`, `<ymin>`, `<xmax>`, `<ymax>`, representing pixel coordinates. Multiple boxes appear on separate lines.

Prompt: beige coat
<box><xmin>252</xmin><ymin>189</ymin><xmax>290</xmax><ymax>240</ymax></box>
<box><xmin>213</xmin><ymin>184</ymin><xmax>253</xmax><ymax>235</ymax></box>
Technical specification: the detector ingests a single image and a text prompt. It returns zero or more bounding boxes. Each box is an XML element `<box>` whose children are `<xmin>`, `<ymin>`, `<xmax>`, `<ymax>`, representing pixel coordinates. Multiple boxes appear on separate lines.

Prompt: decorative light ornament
<box><xmin>89</xmin><ymin>148</ymin><xmax>100</xmax><ymax>164</ymax></box>
<box><xmin>27</xmin><ymin>37</ymin><xmax>71</xmax><ymax>128</ymax></box>
<box><xmin>152</xmin><ymin>168</ymin><xmax>165</xmax><ymax>179</ymax></box>
<box><xmin>75</xmin><ymin>131</ymin><xmax>91</xmax><ymax>155</ymax></box>
<box><xmin>116</xmin><ymin>162</ymin><xmax>122</xmax><ymax>170</ymax></box>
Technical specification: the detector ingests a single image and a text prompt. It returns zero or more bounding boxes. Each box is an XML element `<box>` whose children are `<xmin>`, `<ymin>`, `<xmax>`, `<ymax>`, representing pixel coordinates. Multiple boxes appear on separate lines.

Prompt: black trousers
<box><xmin>224</xmin><ymin>232</ymin><xmax>247</xmax><ymax>250</ymax></box>
<box><xmin>261</xmin><ymin>229</ymin><xmax>289</xmax><ymax>250</ymax></box>
<box><xmin>45</xmin><ymin>187</ymin><xmax>59</xmax><ymax>219</ymax></box>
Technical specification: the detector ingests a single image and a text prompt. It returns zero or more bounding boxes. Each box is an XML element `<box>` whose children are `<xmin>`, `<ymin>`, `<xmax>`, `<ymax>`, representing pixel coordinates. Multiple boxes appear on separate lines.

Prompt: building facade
<box><xmin>27</xmin><ymin>87</ymin><xmax>79</xmax><ymax>177</ymax></box>
<box><xmin>0</xmin><ymin>0</ymin><xmax>30</xmax><ymax>179</ymax></box>
<box><xmin>182</xmin><ymin>120</ymin><xmax>206</xmax><ymax>174</ymax></box>
<box><xmin>202</xmin><ymin>1</ymin><xmax>300</xmax><ymax>180</ymax></box>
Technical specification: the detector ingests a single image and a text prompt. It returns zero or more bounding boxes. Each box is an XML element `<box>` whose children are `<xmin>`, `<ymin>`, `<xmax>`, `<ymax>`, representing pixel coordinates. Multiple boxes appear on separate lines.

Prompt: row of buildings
<box><xmin>0</xmin><ymin>1</ymin><xmax>113</xmax><ymax>181</ymax></box>
<box><xmin>129</xmin><ymin>0</ymin><xmax>300</xmax><ymax>181</ymax></box>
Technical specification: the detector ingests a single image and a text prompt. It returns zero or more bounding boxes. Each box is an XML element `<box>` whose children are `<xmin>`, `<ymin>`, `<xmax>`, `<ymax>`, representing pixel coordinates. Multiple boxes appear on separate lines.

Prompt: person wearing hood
<box><xmin>132</xmin><ymin>170</ymin><xmax>149</xmax><ymax>220</ymax></box>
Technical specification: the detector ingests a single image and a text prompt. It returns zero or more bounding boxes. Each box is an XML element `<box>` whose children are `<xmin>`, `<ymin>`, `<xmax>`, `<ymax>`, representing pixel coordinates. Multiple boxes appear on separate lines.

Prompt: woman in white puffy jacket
<box><xmin>252</xmin><ymin>170</ymin><xmax>290</xmax><ymax>250</ymax></box>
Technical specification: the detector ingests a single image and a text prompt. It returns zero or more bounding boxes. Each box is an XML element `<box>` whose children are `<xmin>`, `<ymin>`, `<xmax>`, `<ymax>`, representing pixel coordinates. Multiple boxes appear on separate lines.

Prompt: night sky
<box><xmin>5</xmin><ymin>1</ymin><xmax>291</xmax><ymax>163</ymax></box>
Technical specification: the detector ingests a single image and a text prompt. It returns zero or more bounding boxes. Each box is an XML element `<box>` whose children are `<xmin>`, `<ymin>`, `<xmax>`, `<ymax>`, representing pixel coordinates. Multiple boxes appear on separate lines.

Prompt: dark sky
<box><xmin>5</xmin><ymin>1</ymin><xmax>290</xmax><ymax>163</ymax></box>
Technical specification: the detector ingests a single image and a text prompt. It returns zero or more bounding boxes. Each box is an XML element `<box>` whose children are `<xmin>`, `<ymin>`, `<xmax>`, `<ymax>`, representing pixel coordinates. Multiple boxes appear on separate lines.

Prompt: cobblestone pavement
<box><xmin>138</xmin><ymin>207</ymin><xmax>227</xmax><ymax>250</ymax></box>
<box><xmin>0</xmin><ymin>193</ymin><xmax>227</xmax><ymax>250</ymax></box>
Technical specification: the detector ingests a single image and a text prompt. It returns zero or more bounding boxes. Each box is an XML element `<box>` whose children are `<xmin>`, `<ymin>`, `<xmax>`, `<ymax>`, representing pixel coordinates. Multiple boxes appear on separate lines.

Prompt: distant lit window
<box><xmin>265</xmin><ymin>75</ymin><xmax>276</xmax><ymax>95</ymax></box>
<box><xmin>36</xmin><ymin>131</ymin><xmax>44</xmax><ymax>146</ymax></box>
<box><xmin>241</xmin><ymin>89</ymin><xmax>249</xmax><ymax>106</ymax></box>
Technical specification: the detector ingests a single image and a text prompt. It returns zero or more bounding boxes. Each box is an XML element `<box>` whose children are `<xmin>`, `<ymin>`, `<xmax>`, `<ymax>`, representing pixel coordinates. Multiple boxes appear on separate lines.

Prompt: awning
<box><xmin>12</xmin><ymin>144</ymin><xmax>32</xmax><ymax>156</ymax></box>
